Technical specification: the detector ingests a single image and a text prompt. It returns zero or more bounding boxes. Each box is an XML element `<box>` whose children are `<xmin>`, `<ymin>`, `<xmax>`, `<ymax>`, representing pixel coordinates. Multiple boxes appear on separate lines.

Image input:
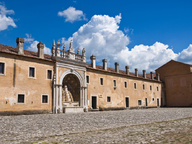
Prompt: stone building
<box><xmin>0</xmin><ymin>37</ymin><xmax>162</xmax><ymax>114</ymax></box>
<box><xmin>156</xmin><ymin>60</ymin><xmax>192</xmax><ymax>107</ymax></box>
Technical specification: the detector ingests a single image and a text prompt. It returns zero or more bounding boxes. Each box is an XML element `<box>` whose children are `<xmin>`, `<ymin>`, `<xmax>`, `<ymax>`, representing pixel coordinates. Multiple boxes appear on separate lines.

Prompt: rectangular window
<box><xmin>107</xmin><ymin>96</ymin><xmax>111</xmax><ymax>102</ymax></box>
<box><xmin>100</xmin><ymin>78</ymin><xmax>103</xmax><ymax>85</ymax></box>
<box><xmin>47</xmin><ymin>70</ymin><xmax>52</xmax><ymax>79</ymax></box>
<box><xmin>150</xmin><ymin>85</ymin><xmax>152</xmax><ymax>91</ymax></box>
<box><xmin>134</xmin><ymin>83</ymin><xmax>137</xmax><ymax>89</ymax></box>
<box><xmin>0</xmin><ymin>62</ymin><xmax>5</xmax><ymax>74</ymax></box>
<box><xmin>18</xmin><ymin>94</ymin><xmax>25</xmax><ymax>103</ymax></box>
<box><xmin>138</xmin><ymin>100</ymin><xmax>142</xmax><ymax>105</ymax></box>
<box><xmin>157</xmin><ymin>86</ymin><xmax>159</xmax><ymax>91</ymax></box>
<box><xmin>124</xmin><ymin>82</ymin><xmax>127</xmax><ymax>88</ymax></box>
<box><xmin>113</xmin><ymin>80</ymin><xmax>116</xmax><ymax>88</ymax></box>
<box><xmin>86</xmin><ymin>75</ymin><xmax>89</xmax><ymax>84</ymax></box>
<box><xmin>143</xmin><ymin>84</ymin><xmax>145</xmax><ymax>90</ymax></box>
<box><xmin>29</xmin><ymin>67</ymin><xmax>35</xmax><ymax>77</ymax></box>
<box><xmin>42</xmin><ymin>95</ymin><xmax>48</xmax><ymax>103</ymax></box>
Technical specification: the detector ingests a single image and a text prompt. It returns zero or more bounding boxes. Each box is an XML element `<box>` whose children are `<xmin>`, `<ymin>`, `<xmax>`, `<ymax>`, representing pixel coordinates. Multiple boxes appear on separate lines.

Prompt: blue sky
<box><xmin>0</xmin><ymin>0</ymin><xmax>192</xmax><ymax>72</ymax></box>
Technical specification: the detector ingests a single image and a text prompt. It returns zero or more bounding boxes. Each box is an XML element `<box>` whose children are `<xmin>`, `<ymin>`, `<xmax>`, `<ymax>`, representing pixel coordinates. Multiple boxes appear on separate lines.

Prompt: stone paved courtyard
<box><xmin>0</xmin><ymin>108</ymin><xmax>192</xmax><ymax>144</ymax></box>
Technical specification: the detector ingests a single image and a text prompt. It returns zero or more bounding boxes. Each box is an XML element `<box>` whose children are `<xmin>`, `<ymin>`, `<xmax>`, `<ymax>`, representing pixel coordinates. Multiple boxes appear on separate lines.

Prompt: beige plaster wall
<box><xmin>156</xmin><ymin>61</ymin><xmax>192</xmax><ymax>106</ymax></box>
<box><xmin>0</xmin><ymin>53</ymin><xmax>54</xmax><ymax>113</ymax></box>
<box><xmin>87</xmin><ymin>69</ymin><xmax>162</xmax><ymax>109</ymax></box>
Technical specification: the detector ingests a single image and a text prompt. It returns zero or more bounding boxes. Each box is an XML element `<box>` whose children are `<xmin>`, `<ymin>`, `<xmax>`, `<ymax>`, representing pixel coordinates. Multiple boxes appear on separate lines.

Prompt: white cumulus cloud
<box><xmin>0</xmin><ymin>4</ymin><xmax>16</xmax><ymax>31</ymax></box>
<box><xmin>177</xmin><ymin>44</ymin><xmax>192</xmax><ymax>64</ymax></box>
<box><xmin>61</xmin><ymin>14</ymin><xmax>192</xmax><ymax>72</ymax></box>
<box><xmin>24</xmin><ymin>34</ymin><xmax>51</xmax><ymax>55</ymax></box>
<box><xmin>58</xmin><ymin>7</ymin><xmax>87</xmax><ymax>23</ymax></box>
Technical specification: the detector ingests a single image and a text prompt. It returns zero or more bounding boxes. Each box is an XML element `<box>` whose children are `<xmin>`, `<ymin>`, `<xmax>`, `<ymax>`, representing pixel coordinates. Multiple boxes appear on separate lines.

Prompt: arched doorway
<box><xmin>62</xmin><ymin>74</ymin><xmax>80</xmax><ymax>104</ymax></box>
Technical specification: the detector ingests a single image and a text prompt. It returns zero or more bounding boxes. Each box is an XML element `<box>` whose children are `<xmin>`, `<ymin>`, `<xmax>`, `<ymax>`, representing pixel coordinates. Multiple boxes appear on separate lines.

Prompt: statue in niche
<box><xmin>62</xmin><ymin>85</ymin><xmax>74</xmax><ymax>102</ymax></box>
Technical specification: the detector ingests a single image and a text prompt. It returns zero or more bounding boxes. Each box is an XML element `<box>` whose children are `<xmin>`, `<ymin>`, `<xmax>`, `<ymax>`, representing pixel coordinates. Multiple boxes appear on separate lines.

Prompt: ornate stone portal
<box><xmin>52</xmin><ymin>40</ymin><xmax>87</xmax><ymax>114</ymax></box>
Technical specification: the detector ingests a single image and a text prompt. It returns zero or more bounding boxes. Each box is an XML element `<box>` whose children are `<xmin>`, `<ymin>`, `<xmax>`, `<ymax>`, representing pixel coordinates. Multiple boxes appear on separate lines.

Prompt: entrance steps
<box><xmin>63</xmin><ymin>107</ymin><xmax>84</xmax><ymax>113</ymax></box>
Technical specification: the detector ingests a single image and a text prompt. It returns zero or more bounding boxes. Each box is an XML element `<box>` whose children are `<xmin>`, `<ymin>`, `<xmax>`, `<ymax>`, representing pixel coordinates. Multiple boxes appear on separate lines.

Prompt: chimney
<box><xmin>150</xmin><ymin>72</ymin><xmax>154</xmax><ymax>80</ymax></box>
<box><xmin>90</xmin><ymin>55</ymin><xmax>96</xmax><ymax>69</ymax></box>
<box><xmin>156</xmin><ymin>73</ymin><xmax>160</xmax><ymax>81</ymax></box>
<box><xmin>143</xmin><ymin>70</ymin><xmax>146</xmax><ymax>78</ymax></box>
<box><xmin>115</xmin><ymin>62</ymin><xmax>119</xmax><ymax>73</ymax></box>
<box><xmin>16</xmin><ymin>38</ymin><xmax>25</xmax><ymax>55</ymax></box>
<box><xmin>125</xmin><ymin>66</ymin><xmax>129</xmax><ymax>75</ymax></box>
<box><xmin>135</xmin><ymin>68</ymin><xmax>138</xmax><ymax>77</ymax></box>
<box><xmin>37</xmin><ymin>41</ymin><xmax>44</xmax><ymax>58</ymax></box>
<box><xmin>102</xmin><ymin>59</ymin><xmax>107</xmax><ymax>70</ymax></box>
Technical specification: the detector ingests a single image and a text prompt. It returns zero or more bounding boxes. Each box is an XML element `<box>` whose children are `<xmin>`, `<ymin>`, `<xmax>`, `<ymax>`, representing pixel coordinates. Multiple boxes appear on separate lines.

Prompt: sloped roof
<box><xmin>0</xmin><ymin>44</ymin><xmax>53</xmax><ymax>62</ymax></box>
<box><xmin>156</xmin><ymin>59</ymin><xmax>192</xmax><ymax>71</ymax></box>
<box><xmin>87</xmin><ymin>64</ymin><xmax>160</xmax><ymax>82</ymax></box>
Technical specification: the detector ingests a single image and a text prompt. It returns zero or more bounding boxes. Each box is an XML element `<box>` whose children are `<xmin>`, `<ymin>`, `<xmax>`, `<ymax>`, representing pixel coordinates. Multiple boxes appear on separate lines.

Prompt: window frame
<box><xmin>86</xmin><ymin>75</ymin><xmax>90</xmax><ymax>84</ymax></box>
<box><xmin>138</xmin><ymin>100</ymin><xmax>142</xmax><ymax>105</ymax></box>
<box><xmin>0</xmin><ymin>61</ymin><xmax>6</xmax><ymax>75</ymax></box>
<box><xmin>124</xmin><ymin>81</ymin><xmax>127</xmax><ymax>88</ymax></box>
<box><xmin>28</xmin><ymin>66</ymin><xmax>36</xmax><ymax>78</ymax></box>
<box><xmin>41</xmin><ymin>94</ymin><xmax>49</xmax><ymax>104</ymax></box>
<box><xmin>157</xmin><ymin>86</ymin><xmax>159</xmax><ymax>91</ymax></box>
<box><xmin>100</xmin><ymin>77</ymin><xmax>104</xmax><ymax>85</ymax></box>
<box><xmin>47</xmin><ymin>69</ymin><xmax>52</xmax><ymax>80</ymax></box>
<box><xmin>150</xmin><ymin>85</ymin><xmax>152</xmax><ymax>91</ymax></box>
<box><xmin>134</xmin><ymin>83</ymin><xmax>137</xmax><ymax>89</ymax></box>
<box><xmin>143</xmin><ymin>84</ymin><xmax>145</xmax><ymax>90</ymax></box>
<box><xmin>107</xmin><ymin>96</ymin><xmax>111</xmax><ymax>102</ymax></box>
<box><xmin>17</xmin><ymin>94</ymin><xmax>25</xmax><ymax>104</ymax></box>
<box><xmin>113</xmin><ymin>80</ymin><xmax>116</xmax><ymax>88</ymax></box>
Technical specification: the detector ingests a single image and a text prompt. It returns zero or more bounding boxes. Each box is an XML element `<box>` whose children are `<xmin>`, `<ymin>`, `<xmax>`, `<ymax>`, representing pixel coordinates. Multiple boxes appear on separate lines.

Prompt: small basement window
<box><xmin>107</xmin><ymin>96</ymin><xmax>111</xmax><ymax>102</ymax></box>
<box><xmin>138</xmin><ymin>100</ymin><xmax>142</xmax><ymax>105</ymax></box>
<box><xmin>47</xmin><ymin>70</ymin><xmax>52</xmax><ymax>79</ymax></box>
<box><xmin>29</xmin><ymin>67</ymin><xmax>35</xmax><ymax>78</ymax></box>
<box><xmin>124</xmin><ymin>82</ymin><xmax>127</xmax><ymax>88</ymax></box>
<box><xmin>134</xmin><ymin>83</ymin><xmax>137</xmax><ymax>89</ymax></box>
<box><xmin>42</xmin><ymin>95</ymin><xmax>48</xmax><ymax>103</ymax></box>
<box><xmin>100</xmin><ymin>78</ymin><xmax>103</xmax><ymax>85</ymax></box>
<box><xmin>0</xmin><ymin>62</ymin><xmax>5</xmax><ymax>74</ymax></box>
<box><xmin>86</xmin><ymin>75</ymin><xmax>89</xmax><ymax>84</ymax></box>
<box><xmin>18</xmin><ymin>94</ymin><xmax>25</xmax><ymax>103</ymax></box>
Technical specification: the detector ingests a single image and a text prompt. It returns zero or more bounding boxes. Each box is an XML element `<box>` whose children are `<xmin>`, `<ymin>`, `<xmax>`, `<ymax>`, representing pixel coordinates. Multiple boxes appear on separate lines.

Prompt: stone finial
<box><xmin>16</xmin><ymin>37</ymin><xmax>25</xmax><ymax>55</ymax></box>
<box><xmin>102</xmin><ymin>59</ymin><xmax>107</xmax><ymax>70</ymax></box>
<box><xmin>63</xmin><ymin>44</ymin><xmax>65</xmax><ymax>51</ymax></box>
<box><xmin>135</xmin><ymin>68</ymin><xmax>138</xmax><ymax>77</ymax></box>
<box><xmin>125</xmin><ymin>66</ymin><xmax>129</xmax><ymax>75</ymax></box>
<box><xmin>77</xmin><ymin>48</ymin><xmax>80</xmax><ymax>54</ymax></box>
<box><xmin>82</xmin><ymin>48</ymin><xmax>86</xmax><ymax>62</ymax></box>
<box><xmin>90</xmin><ymin>55</ymin><xmax>96</xmax><ymax>69</ymax></box>
<box><xmin>37</xmin><ymin>41</ymin><xmax>44</xmax><ymax>58</ymax></box>
<box><xmin>69</xmin><ymin>40</ymin><xmax>74</xmax><ymax>53</ymax></box>
<box><xmin>150</xmin><ymin>72</ymin><xmax>154</xmax><ymax>80</ymax></box>
<box><xmin>52</xmin><ymin>40</ymin><xmax>56</xmax><ymax>56</ymax></box>
<box><xmin>143</xmin><ymin>70</ymin><xmax>146</xmax><ymax>78</ymax></box>
<box><xmin>115</xmin><ymin>62</ymin><xmax>119</xmax><ymax>73</ymax></box>
<box><xmin>56</xmin><ymin>40</ymin><xmax>61</xmax><ymax>57</ymax></box>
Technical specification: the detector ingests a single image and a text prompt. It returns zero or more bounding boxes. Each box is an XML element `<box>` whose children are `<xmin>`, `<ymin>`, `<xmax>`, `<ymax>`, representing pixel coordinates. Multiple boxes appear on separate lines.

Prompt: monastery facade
<box><xmin>0</xmin><ymin>38</ymin><xmax>163</xmax><ymax>114</ymax></box>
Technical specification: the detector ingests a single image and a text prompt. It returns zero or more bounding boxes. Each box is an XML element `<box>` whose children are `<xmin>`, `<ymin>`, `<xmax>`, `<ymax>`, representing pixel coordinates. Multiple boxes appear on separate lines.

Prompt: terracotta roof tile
<box><xmin>0</xmin><ymin>44</ymin><xmax>53</xmax><ymax>61</ymax></box>
<box><xmin>87</xmin><ymin>64</ymin><xmax>160</xmax><ymax>82</ymax></box>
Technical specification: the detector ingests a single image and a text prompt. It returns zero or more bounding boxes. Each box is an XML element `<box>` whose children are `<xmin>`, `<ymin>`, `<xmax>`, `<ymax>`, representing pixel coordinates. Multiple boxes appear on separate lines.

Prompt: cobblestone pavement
<box><xmin>0</xmin><ymin>108</ymin><xmax>192</xmax><ymax>144</ymax></box>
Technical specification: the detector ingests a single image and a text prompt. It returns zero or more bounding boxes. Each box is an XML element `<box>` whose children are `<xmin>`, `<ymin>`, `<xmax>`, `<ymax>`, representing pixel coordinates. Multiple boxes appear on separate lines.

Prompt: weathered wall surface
<box><xmin>87</xmin><ymin>69</ymin><xmax>162</xmax><ymax>109</ymax></box>
<box><xmin>156</xmin><ymin>60</ymin><xmax>192</xmax><ymax>106</ymax></box>
<box><xmin>0</xmin><ymin>53</ymin><xmax>54</xmax><ymax>114</ymax></box>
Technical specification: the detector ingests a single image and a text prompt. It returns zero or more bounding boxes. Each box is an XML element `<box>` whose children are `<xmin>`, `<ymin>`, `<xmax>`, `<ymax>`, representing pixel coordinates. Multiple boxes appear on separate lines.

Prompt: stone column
<box><xmin>55</xmin><ymin>86</ymin><xmax>58</xmax><ymax>114</ymax></box>
<box><xmin>59</xmin><ymin>85</ymin><xmax>62</xmax><ymax>113</ymax></box>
